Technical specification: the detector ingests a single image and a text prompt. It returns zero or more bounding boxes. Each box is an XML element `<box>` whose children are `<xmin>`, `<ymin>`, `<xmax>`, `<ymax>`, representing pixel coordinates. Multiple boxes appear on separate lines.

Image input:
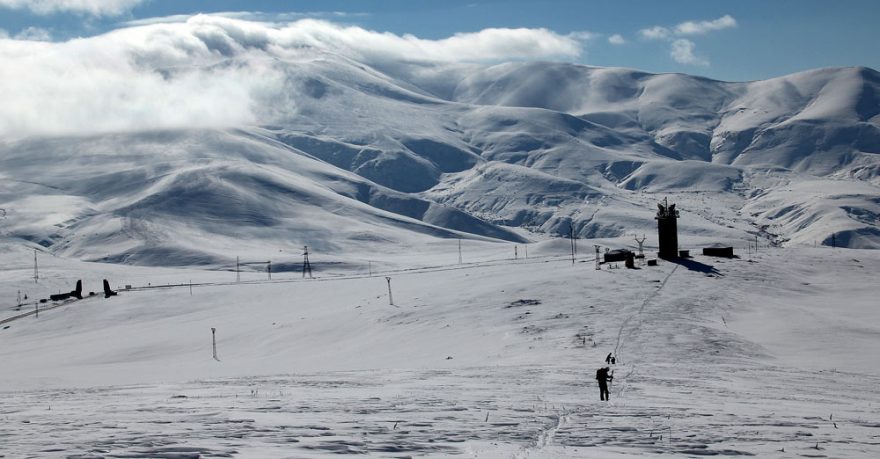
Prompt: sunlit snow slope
<box><xmin>1</xmin><ymin>50</ymin><xmax>878</xmax><ymax>265</ymax></box>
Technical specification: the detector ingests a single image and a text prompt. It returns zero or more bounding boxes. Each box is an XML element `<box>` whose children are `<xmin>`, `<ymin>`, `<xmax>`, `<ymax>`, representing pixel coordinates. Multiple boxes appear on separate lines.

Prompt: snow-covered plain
<box><xmin>1</xmin><ymin>240</ymin><xmax>879</xmax><ymax>458</ymax></box>
<box><xmin>0</xmin><ymin>16</ymin><xmax>878</xmax><ymax>458</ymax></box>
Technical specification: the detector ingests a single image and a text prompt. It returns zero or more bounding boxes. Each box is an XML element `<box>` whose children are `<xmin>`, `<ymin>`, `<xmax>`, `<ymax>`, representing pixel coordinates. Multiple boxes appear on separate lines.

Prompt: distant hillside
<box><xmin>1</xmin><ymin>55</ymin><xmax>878</xmax><ymax>265</ymax></box>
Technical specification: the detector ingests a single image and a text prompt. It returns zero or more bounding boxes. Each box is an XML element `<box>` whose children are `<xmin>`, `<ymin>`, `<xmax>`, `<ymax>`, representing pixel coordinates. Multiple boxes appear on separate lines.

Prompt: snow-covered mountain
<box><xmin>1</xmin><ymin>48</ymin><xmax>878</xmax><ymax>266</ymax></box>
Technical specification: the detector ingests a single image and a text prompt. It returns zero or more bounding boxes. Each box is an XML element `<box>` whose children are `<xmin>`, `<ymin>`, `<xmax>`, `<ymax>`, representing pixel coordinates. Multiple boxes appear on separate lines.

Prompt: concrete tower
<box><xmin>656</xmin><ymin>198</ymin><xmax>680</xmax><ymax>259</ymax></box>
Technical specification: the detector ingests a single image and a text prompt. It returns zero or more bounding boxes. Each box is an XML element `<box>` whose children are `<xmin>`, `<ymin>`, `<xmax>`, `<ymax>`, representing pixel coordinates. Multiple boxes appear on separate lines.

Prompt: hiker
<box><xmin>596</xmin><ymin>367</ymin><xmax>613</xmax><ymax>401</ymax></box>
<box><xmin>610</xmin><ymin>355</ymin><xmax>616</xmax><ymax>365</ymax></box>
<box><xmin>605</xmin><ymin>352</ymin><xmax>613</xmax><ymax>364</ymax></box>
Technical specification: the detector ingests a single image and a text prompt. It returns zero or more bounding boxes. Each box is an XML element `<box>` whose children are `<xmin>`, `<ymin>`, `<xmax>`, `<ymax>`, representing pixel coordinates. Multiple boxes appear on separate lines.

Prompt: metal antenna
<box><xmin>302</xmin><ymin>246</ymin><xmax>313</xmax><ymax>278</ymax></box>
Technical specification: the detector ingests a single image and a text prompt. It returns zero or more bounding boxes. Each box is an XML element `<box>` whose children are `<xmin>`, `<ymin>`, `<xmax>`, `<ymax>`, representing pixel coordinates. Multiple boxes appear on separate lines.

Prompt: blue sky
<box><xmin>0</xmin><ymin>0</ymin><xmax>878</xmax><ymax>81</ymax></box>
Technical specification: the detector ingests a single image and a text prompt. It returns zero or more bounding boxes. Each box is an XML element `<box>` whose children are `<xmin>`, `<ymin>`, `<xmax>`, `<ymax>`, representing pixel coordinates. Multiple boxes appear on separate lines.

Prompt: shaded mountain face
<box><xmin>1</xmin><ymin>55</ymin><xmax>878</xmax><ymax>267</ymax></box>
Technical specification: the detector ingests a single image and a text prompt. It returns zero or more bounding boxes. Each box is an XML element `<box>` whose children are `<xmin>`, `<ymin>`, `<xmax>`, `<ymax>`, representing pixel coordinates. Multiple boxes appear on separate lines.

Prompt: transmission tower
<box><xmin>302</xmin><ymin>246</ymin><xmax>313</xmax><ymax>278</ymax></box>
<box><xmin>634</xmin><ymin>234</ymin><xmax>646</xmax><ymax>258</ymax></box>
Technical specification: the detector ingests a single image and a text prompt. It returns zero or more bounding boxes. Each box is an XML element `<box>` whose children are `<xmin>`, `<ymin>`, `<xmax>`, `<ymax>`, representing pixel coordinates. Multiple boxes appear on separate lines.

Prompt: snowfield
<box><xmin>2</xmin><ymin>240</ymin><xmax>878</xmax><ymax>458</ymax></box>
<box><xmin>0</xmin><ymin>16</ymin><xmax>878</xmax><ymax>458</ymax></box>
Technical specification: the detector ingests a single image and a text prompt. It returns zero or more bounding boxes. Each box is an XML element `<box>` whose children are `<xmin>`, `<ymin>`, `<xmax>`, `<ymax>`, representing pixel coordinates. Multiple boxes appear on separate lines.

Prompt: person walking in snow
<box><xmin>605</xmin><ymin>352</ymin><xmax>613</xmax><ymax>364</ymax></box>
<box><xmin>596</xmin><ymin>367</ymin><xmax>613</xmax><ymax>401</ymax></box>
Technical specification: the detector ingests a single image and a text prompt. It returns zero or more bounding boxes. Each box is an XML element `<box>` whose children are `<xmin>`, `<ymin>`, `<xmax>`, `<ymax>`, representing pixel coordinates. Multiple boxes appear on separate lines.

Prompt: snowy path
<box><xmin>1</xmin><ymin>246</ymin><xmax>879</xmax><ymax>457</ymax></box>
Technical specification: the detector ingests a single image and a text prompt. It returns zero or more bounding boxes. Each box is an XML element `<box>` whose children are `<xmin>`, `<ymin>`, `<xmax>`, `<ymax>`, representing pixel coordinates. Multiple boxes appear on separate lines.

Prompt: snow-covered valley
<box><xmin>1</xmin><ymin>241</ymin><xmax>878</xmax><ymax>457</ymax></box>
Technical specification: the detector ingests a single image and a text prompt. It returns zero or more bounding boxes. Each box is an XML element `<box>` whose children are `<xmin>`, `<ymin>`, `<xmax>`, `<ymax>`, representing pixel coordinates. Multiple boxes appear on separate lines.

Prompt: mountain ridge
<box><xmin>1</xmin><ymin>57</ymin><xmax>878</xmax><ymax>266</ymax></box>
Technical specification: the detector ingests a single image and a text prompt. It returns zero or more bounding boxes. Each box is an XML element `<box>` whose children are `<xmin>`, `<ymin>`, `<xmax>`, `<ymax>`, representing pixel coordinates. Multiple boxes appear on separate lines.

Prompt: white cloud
<box><xmin>639</xmin><ymin>26</ymin><xmax>670</xmax><ymax>41</ymax></box>
<box><xmin>670</xmin><ymin>39</ymin><xmax>708</xmax><ymax>66</ymax></box>
<box><xmin>608</xmin><ymin>34</ymin><xmax>626</xmax><ymax>45</ymax></box>
<box><xmin>639</xmin><ymin>15</ymin><xmax>735</xmax><ymax>66</ymax></box>
<box><xmin>0</xmin><ymin>15</ymin><xmax>586</xmax><ymax>138</ymax></box>
<box><xmin>14</xmin><ymin>27</ymin><xmax>53</xmax><ymax>41</ymax></box>
<box><xmin>121</xmin><ymin>11</ymin><xmax>371</xmax><ymax>28</ymax></box>
<box><xmin>567</xmin><ymin>31</ymin><xmax>600</xmax><ymax>42</ymax></box>
<box><xmin>674</xmin><ymin>15</ymin><xmax>737</xmax><ymax>36</ymax></box>
<box><xmin>0</xmin><ymin>0</ymin><xmax>145</xmax><ymax>16</ymax></box>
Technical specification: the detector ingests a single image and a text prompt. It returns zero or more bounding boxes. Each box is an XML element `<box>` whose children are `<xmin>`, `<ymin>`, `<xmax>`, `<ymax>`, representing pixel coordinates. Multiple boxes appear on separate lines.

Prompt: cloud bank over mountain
<box><xmin>0</xmin><ymin>15</ymin><xmax>586</xmax><ymax>138</ymax></box>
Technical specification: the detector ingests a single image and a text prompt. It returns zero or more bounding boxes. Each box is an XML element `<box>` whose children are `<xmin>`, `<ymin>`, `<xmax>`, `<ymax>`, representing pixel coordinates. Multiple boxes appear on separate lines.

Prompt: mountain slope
<box><xmin>1</xmin><ymin>54</ymin><xmax>878</xmax><ymax>264</ymax></box>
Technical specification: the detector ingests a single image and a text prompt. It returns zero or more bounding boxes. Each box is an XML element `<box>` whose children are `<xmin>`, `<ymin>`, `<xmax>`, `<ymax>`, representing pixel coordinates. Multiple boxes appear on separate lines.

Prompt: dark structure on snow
<box><xmin>703</xmin><ymin>244</ymin><xmax>734</xmax><ymax>258</ymax></box>
<box><xmin>49</xmin><ymin>280</ymin><xmax>83</xmax><ymax>302</ymax></box>
<box><xmin>604</xmin><ymin>249</ymin><xmax>634</xmax><ymax>263</ymax></box>
<box><xmin>656</xmin><ymin>198</ymin><xmax>680</xmax><ymax>259</ymax></box>
<box><xmin>103</xmin><ymin>279</ymin><xmax>117</xmax><ymax>298</ymax></box>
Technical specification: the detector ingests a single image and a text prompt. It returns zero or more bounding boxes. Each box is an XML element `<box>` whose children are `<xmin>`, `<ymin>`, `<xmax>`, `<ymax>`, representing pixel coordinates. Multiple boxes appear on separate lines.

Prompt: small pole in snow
<box><xmin>458</xmin><ymin>239</ymin><xmax>462</xmax><ymax>264</ymax></box>
<box><xmin>525</xmin><ymin>245</ymin><xmax>528</xmax><ymax>259</ymax></box>
<box><xmin>514</xmin><ymin>245</ymin><xmax>518</xmax><ymax>260</ymax></box>
<box><xmin>236</xmin><ymin>256</ymin><xmax>240</xmax><ymax>283</ymax></box>
<box><xmin>189</xmin><ymin>281</ymin><xmax>193</xmax><ymax>296</ymax></box>
<box><xmin>35</xmin><ymin>302</ymin><xmax>39</xmax><ymax>318</ymax></box>
<box><xmin>594</xmin><ymin>245</ymin><xmax>601</xmax><ymax>270</ymax></box>
<box><xmin>211</xmin><ymin>327</ymin><xmax>218</xmax><ymax>360</ymax></box>
<box><xmin>755</xmin><ymin>234</ymin><xmax>759</xmax><ymax>254</ymax></box>
<box><xmin>267</xmin><ymin>261</ymin><xmax>272</xmax><ymax>281</ymax></box>
<box><xmin>569</xmin><ymin>224</ymin><xmax>576</xmax><ymax>265</ymax></box>
<box><xmin>385</xmin><ymin>277</ymin><xmax>394</xmax><ymax>306</ymax></box>
<box><xmin>33</xmin><ymin>249</ymin><xmax>39</xmax><ymax>283</ymax></box>
<box><xmin>16</xmin><ymin>290</ymin><xmax>22</xmax><ymax>306</ymax></box>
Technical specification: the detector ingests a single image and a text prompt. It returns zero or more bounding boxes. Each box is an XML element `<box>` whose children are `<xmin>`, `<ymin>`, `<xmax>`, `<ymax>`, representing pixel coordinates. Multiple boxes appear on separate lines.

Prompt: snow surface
<box><xmin>1</xmin><ymin>240</ymin><xmax>879</xmax><ymax>457</ymax></box>
<box><xmin>1</xmin><ymin>55</ymin><xmax>878</xmax><ymax>266</ymax></box>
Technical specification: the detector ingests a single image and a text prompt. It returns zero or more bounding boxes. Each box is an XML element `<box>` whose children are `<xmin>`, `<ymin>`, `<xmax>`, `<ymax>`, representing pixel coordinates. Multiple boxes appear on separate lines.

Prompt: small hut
<box><xmin>703</xmin><ymin>244</ymin><xmax>734</xmax><ymax>258</ymax></box>
<box><xmin>604</xmin><ymin>249</ymin><xmax>634</xmax><ymax>263</ymax></box>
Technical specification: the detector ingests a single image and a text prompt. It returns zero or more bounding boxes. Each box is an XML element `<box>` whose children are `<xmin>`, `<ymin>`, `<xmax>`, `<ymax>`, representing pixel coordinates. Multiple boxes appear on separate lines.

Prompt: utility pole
<box><xmin>385</xmin><ymin>276</ymin><xmax>393</xmax><ymax>305</ymax></box>
<box><xmin>594</xmin><ymin>245</ymin><xmax>601</xmax><ymax>270</ymax></box>
<box><xmin>33</xmin><ymin>249</ymin><xmax>38</xmax><ymax>283</ymax></box>
<box><xmin>211</xmin><ymin>327</ymin><xmax>218</xmax><ymax>361</ymax></box>
<box><xmin>302</xmin><ymin>246</ymin><xmax>313</xmax><ymax>279</ymax></box>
